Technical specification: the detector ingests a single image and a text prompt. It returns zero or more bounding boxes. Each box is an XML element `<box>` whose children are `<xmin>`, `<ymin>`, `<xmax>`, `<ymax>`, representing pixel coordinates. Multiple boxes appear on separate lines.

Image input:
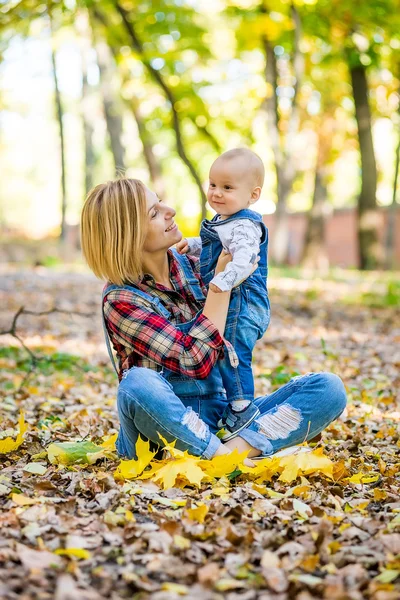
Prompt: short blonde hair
<box><xmin>81</xmin><ymin>178</ymin><xmax>147</xmax><ymax>285</ymax></box>
<box><xmin>217</xmin><ymin>148</ymin><xmax>265</xmax><ymax>187</ymax></box>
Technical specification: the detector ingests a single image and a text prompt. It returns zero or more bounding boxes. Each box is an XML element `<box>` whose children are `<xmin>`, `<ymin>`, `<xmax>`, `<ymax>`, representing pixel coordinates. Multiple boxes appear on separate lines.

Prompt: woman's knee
<box><xmin>118</xmin><ymin>367</ymin><xmax>167</xmax><ymax>410</ymax></box>
<box><xmin>319</xmin><ymin>372</ymin><xmax>347</xmax><ymax>417</ymax></box>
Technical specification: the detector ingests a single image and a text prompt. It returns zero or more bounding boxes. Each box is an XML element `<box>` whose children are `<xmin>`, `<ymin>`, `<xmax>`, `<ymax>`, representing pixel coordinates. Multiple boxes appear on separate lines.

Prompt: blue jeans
<box><xmin>221</xmin><ymin>284</ymin><xmax>270</xmax><ymax>402</ymax></box>
<box><xmin>116</xmin><ymin>368</ymin><xmax>347</xmax><ymax>459</ymax></box>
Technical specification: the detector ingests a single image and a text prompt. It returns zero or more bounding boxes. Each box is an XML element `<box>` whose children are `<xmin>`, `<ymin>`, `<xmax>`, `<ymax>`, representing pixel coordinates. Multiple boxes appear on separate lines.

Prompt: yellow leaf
<box><xmin>0</xmin><ymin>412</ymin><xmax>27</xmax><ymax>454</ymax></box>
<box><xmin>300</xmin><ymin>554</ymin><xmax>320</xmax><ymax>572</ymax></box>
<box><xmin>12</xmin><ymin>494</ymin><xmax>37</xmax><ymax>506</ymax></box>
<box><xmin>278</xmin><ymin>448</ymin><xmax>333</xmax><ymax>483</ymax></box>
<box><xmin>264</xmin><ymin>488</ymin><xmax>285</xmax><ymax>499</ymax></box>
<box><xmin>293</xmin><ymin>498</ymin><xmax>313</xmax><ymax>519</ymax></box>
<box><xmin>156</xmin><ymin>432</ymin><xmax>183</xmax><ymax>458</ymax></box>
<box><xmin>374</xmin><ymin>569</ymin><xmax>400</xmax><ymax>583</ymax></box>
<box><xmin>348</xmin><ymin>472</ymin><xmax>380</xmax><ymax>484</ymax></box>
<box><xmin>198</xmin><ymin>449</ymin><xmax>249</xmax><ymax>478</ymax></box>
<box><xmin>374</xmin><ymin>489</ymin><xmax>387</xmax><ymax>501</ymax></box>
<box><xmin>114</xmin><ymin>437</ymin><xmax>156</xmax><ymax>480</ymax></box>
<box><xmin>100</xmin><ymin>433</ymin><xmax>118</xmax><ymax>451</ymax></box>
<box><xmin>348</xmin><ymin>472</ymin><xmax>364</xmax><ymax>484</ymax></box>
<box><xmin>173</xmin><ymin>535</ymin><xmax>191</xmax><ymax>549</ymax></box>
<box><xmin>152</xmin><ymin>456</ymin><xmax>205</xmax><ymax>489</ymax></box>
<box><xmin>55</xmin><ymin>548</ymin><xmax>91</xmax><ymax>560</ymax></box>
<box><xmin>361</xmin><ymin>474</ymin><xmax>380</xmax><ymax>484</ymax></box>
<box><xmin>160</xmin><ymin>583</ymin><xmax>188</xmax><ymax>595</ymax></box>
<box><xmin>186</xmin><ymin>504</ymin><xmax>209</xmax><ymax>523</ymax></box>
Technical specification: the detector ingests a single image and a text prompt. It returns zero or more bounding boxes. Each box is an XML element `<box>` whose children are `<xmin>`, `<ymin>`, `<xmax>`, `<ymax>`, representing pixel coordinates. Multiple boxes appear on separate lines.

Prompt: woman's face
<box><xmin>143</xmin><ymin>187</ymin><xmax>182</xmax><ymax>252</ymax></box>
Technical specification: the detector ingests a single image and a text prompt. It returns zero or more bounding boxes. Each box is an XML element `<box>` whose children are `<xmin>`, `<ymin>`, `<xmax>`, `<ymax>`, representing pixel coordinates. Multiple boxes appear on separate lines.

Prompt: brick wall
<box><xmin>263</xmin><ymin>207</ymin><xmax>400</xmax><ymax>268</ymax></box>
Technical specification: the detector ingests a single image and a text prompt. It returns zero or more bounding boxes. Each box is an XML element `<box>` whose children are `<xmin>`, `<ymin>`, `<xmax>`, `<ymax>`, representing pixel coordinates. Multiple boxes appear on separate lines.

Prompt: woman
<box><xmin>81</xmin><ymin>178</ymin><xmax>346</xmax><ymax>463</ymax></box>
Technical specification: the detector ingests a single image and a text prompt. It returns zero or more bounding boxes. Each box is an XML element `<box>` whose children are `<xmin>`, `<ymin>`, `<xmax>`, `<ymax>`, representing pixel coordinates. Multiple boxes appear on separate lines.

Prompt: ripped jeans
<box><xmin>116</xmin><ymin>368</ymin><xmax>347</xmax><ymax>459</ymax></box>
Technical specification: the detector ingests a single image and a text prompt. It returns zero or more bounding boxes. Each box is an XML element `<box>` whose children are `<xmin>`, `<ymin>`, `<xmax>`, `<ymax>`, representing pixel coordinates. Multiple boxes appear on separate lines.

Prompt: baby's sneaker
<box><xmin>217</xmin><ymin>402</ymin><xmax>260</xmax><ymax>442</ymax></box>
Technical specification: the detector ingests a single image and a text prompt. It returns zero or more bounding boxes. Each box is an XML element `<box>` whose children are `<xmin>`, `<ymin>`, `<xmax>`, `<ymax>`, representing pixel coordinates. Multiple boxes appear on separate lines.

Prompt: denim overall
<box><xmin>102</xmin><ymin>249</ymin><xmax>347</xmax><ymax>461</ymax></box>
<box><xmin>200</xmin><ymin>209</ymin><xmax>271</xmax><ymax>403</ymax></box>
<box><xmin>102</xmin><ymin>250</ymin><xmax>230</xmax><ymax>458</ymax></box>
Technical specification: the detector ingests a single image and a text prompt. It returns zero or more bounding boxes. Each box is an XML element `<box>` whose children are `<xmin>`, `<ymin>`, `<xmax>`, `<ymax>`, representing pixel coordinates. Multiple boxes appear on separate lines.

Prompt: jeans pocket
<box><xmin>245</xmin><ymin>289</ymin><xmax>271</xmax><ymax>335</ymax></box>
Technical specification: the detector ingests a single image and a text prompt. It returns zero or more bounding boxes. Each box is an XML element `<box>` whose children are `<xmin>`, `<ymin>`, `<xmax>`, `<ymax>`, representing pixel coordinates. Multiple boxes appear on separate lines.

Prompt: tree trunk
<box><xmin>81</xmin><ymin>47</ymin><xmax>96</xmax><ymax>194</ymax></box>
<box><xmin>49</xmin><ymin>29</ymin><xmax>67</xmax><ymax>241</ymax></box>
<box><xmin>92</xmin><ymin>10</ymin><xmax>168</xmax><ymax>198</ymax></box>
<box><xmin>75</xmin><ymin>11</ymin><xmax>96</xmax><ymax>195</ymax></box>
<box><xmin>261</xmin><ymin>3</ymin><xmax>303</xmax><ymax>264</ymax></box>
<box><xmin>302</xmin><ymin>171</ymin><xmax>329</xmax><ymax>271</ymax></box>
<box><xmin>95</xmin><ymin>40</ymin><xmax>126</xmax><ymax>174</ymax></box>
<box><xmin>302</xmin><ymin>119</ymin><xmax>334</xmax><ymax>270</ymax></box>
<box><xmin>385</xmin><ymin>111</ymin><xmax>400</xmax><ymax>269</ymax></box>
<box><xmin>113</xmin><ymin>0</ymin><xmax>207</xmax><ymax>220</ymax></box>
<box><xmin>131</xmin><ymin>98</ymin><xmax>166</xmax><ymax>199</ymax></box>
<box><xmin>350</xmin><ymin>64</ymin><xmax>381</xmax><ymax>269</ymax></box>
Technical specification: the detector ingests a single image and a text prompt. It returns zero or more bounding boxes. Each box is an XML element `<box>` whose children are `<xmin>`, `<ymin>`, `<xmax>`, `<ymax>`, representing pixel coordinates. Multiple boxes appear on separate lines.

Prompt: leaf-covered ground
<box><xmin>0</xmin><ymin>266</ymin><xmax>399</xmax><ymax>600</ymax></box>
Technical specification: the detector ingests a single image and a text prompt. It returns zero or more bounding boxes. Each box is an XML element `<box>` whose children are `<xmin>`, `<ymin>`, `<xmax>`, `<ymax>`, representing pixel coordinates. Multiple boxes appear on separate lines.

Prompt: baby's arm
<box><xmin>176</xmin><ymin>236</ymin><xmax>202</xmax><ymax>256</ymax></box>
<box><xmin>210</xmin><ymin>220</ymin><xmax>262</xmax><ymax>292</ymax></box>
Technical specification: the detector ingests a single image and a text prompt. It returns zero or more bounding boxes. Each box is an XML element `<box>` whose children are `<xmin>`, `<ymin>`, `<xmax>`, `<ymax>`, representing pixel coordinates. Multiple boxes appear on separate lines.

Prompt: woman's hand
<box><xmin>233</xmin><ymin>256</ymin><xmax>260</xmax><ymax>287</ymax></box>
<box><xmin>176</xmin><ymin>238</ymin><xmax>189</xmax><ymax>255</ymax></box>
<box><xmin>215</xmin><ymin>249</ymin><xmax>232</xmax><ymax>275</ymax></box>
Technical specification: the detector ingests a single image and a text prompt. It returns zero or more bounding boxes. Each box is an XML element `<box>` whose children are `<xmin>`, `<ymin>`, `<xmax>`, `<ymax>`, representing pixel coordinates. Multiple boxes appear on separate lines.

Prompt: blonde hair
<box><xmin>216</xmin><ymin>148</ymin><xmax>265</xmax><ymax>187</ymax></box>
<box><xmin>81</xmin><ymin>178</ymin><xmax>147</xmax><ymax>285</ymax></box>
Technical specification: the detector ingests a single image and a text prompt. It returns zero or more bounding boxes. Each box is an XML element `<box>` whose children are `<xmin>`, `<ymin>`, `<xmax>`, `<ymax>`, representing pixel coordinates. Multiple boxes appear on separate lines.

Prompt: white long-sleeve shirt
<box><xmin>187</xmin><ymin>218</ymin><xmax>262</xmax><ymax>292</ymax></box>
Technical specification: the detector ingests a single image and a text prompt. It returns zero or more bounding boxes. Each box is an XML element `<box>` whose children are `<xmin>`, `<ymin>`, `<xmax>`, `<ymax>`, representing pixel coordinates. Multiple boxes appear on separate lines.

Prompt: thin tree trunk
<box><xmin>261</xmin><ymin>3</ymin><xmax>303</xmax><ymax>264</ymax></box>
<box><xmin>49</xmin><ymin>24</ymin><xmax>67</xmax><ymax>241</ymax></box>
<box><xmin>302</xmin><ymin>119</ymin><xmax>333</xmax><ymax>270</ymax></box>
<box><xmin>75</xmin><ymin>11</ymin><xmax>96</xmax><ymax>195</ymax></box>
<box><xmin>350</xmin><ymin>64</ymin><xmax>381</xmax><ymax>269</ymax></box>
<box><xmin>385</xmin><ymin>111</ymin><xmax>400</xmax><ymax>269</ymax></box>
<box><xmin>95</xmin><ymin>40</ymin><xmax>126</xmax><ymax>174</ymax></box>
<box><xmin>92</xmin><ymin>10</ymin><xmax>168</xmax><ymax>198</ymax></box>
<box><xmin>131</xmin><ymin>98</ymin><xmax>166</xmax><ymax>199</ymax></box>
<box><xmin>113</xmin><ymin>0</ymin><xmax>208</xmax><ymax>220</ymax></box>
<box><xmin>81</xmin><ymin>46</ymin><xmax>96</xmax><ymax>194</ymax></box>
<box><xmin>302</xmin><ymin>171</ymin><xmax>329</xmax><ymax>271</ymax></box>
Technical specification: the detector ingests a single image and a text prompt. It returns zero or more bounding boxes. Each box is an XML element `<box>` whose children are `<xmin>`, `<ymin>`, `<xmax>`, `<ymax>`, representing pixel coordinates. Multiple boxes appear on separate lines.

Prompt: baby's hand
<box><xmin>209</xmin><ymin>282</ymin><xmax>223</xmax><ymax>293</ymax></box>
<box><xmin>176</xmin><ymin>238</ymin><xmax>189</xmax><ymax>254</ymax></box>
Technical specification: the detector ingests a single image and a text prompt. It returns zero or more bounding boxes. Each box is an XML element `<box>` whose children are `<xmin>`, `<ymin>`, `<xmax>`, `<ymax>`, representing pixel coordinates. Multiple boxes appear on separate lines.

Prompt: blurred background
<box><xmin>1</xmin><ymin>0</ymin><xmax>400</xmax><ymax>272</ymax></box>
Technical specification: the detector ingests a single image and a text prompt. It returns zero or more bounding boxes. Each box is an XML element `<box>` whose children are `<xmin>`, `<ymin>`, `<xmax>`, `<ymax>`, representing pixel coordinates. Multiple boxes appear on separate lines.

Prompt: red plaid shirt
<box><xmin>103</xmin><ymin>251</ymin><xmax>226</xmax><ymax>381</ymax></box>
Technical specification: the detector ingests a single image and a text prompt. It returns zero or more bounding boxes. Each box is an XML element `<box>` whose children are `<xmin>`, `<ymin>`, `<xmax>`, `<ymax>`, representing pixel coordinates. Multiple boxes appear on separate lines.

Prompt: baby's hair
<box><xmin>217</xmin><ymin>148</ymin><xmax>265</xmax><ymax>187</ymax></box>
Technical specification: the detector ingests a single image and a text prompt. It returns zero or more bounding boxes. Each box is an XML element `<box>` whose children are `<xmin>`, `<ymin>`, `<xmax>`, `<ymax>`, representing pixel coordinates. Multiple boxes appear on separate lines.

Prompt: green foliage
<box><xmin>260</xmin><ymin>365</ymin><xmax>301</xmax><ymax>387</ymax></box>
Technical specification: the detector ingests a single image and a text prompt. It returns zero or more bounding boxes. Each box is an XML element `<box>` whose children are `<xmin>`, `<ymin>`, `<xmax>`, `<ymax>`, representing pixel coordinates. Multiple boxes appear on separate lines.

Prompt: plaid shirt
<box><xmin>103</xmin><ymin>251</ymin><xmax>227</xmax><ymax>381</ymax></box>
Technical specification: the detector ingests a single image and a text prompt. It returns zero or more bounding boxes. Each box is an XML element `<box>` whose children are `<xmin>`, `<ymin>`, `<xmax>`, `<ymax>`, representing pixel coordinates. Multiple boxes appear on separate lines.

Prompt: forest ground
<box><xmin>0</xmin><ymin>265</ymin><xmax>399</xmax><ymax>600</ymax></box>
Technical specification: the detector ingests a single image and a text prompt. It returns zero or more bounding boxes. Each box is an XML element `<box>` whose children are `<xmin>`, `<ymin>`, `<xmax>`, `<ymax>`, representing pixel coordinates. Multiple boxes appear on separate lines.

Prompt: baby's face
<box><xmin>207</xmin><ymin>157</ymin><xmax>260</xmax><ymax>218</ymax></box>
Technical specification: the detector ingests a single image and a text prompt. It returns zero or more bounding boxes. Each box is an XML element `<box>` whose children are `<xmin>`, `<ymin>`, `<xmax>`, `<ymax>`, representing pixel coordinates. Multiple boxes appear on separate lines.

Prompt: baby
<box><xmin>177</xmin><ymin>148</ymin><xmax>270</xmax><ymax>440</ymax></box>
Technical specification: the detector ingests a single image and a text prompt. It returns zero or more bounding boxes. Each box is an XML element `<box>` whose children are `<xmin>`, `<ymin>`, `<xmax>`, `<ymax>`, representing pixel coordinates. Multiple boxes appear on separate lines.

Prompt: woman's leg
<box><xmin>116</xmin><ymin>367</ymin><xmax>223</xmax><ymax>460</ymax></box>
<box><xmin>225</xmin><ymin>373</ymin><xmax>347</xmax><ymax>457</ymax></box>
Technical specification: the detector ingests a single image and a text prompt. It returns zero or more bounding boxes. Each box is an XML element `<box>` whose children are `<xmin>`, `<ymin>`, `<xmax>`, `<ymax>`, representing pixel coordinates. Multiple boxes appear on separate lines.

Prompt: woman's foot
<box><xmin>214</xmin><ymin>442</ymin><xmax>257</xmax><ymax>468</ymax></box>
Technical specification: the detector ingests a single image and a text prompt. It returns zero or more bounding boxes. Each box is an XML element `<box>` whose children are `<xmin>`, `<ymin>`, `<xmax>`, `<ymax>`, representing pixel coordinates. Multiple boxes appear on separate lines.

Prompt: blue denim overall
<box><xmin>200</xmin><ymin>209</ymin><xmax>270</xmax><ymax>402</ymax></box>
<box><xmin>103</xmin><ymin>250</ymin><xmax>228</xmax><ymax>459</ymax></box>
<box><xmin>102</xmin><ymin>250</ymin><xmax>347</xmax><ymax>460</ymax></box>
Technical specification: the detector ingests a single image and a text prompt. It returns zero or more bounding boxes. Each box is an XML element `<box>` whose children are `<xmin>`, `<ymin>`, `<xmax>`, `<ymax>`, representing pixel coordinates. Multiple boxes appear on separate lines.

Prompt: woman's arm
<box><xmin>104</xmin><ymin>250</ymin><xmax>234</xmax><ymax>379</ymax></box>
<box><xmin>202</xmin><ymin>250</ymin><xmax>232</xmax><ymax>335</ymax></box>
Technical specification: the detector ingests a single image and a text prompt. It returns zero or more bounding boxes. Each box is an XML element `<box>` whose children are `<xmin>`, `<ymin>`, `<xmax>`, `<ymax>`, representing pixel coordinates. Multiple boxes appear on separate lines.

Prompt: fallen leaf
<box><xmin>0</xmin><ymin>412</ymin><xmax>27</xmax><ymax>454</ymax></box>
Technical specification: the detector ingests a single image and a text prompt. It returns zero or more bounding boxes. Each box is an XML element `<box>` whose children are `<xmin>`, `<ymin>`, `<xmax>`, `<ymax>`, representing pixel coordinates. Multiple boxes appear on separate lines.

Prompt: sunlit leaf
<box><xmin>114</xmin><ymin>436</ymin><xmax>156</xmax><ymax>480</ymax></box>
<box><xmin>55</xmin><ymin>548</ymin><xmax>91</xmax><ymax>560</ymax></box>
<box><xmin>186</xmin><ymin>503</ymin><xmax>209</xmax><ymax>523</ymax></box>
<box><xmin>47</xmin><ymin>441</ymin><xmax>104</xmax><ymax>465</ymax></box>
<box><xmin>0</xmin><ymin>412</ymin><xmax>28</xmax><ymax>454</ymax></box>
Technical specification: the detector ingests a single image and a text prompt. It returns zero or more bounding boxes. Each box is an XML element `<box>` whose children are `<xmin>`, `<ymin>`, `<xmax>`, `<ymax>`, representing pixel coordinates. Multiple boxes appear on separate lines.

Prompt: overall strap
<box><xmin>170</xmin><ymin>248</ymin><xmax>205</xmax><ymax>301</ymax></box>
<box><xmin>102</xmin><ymin>282</ymin><xmax>171</xmax><ymax>375</ymax></box>
<box><xmin>208</xmin><ymin>209</ymin><xmax>268</xmax><ymax>246</ymax></box>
